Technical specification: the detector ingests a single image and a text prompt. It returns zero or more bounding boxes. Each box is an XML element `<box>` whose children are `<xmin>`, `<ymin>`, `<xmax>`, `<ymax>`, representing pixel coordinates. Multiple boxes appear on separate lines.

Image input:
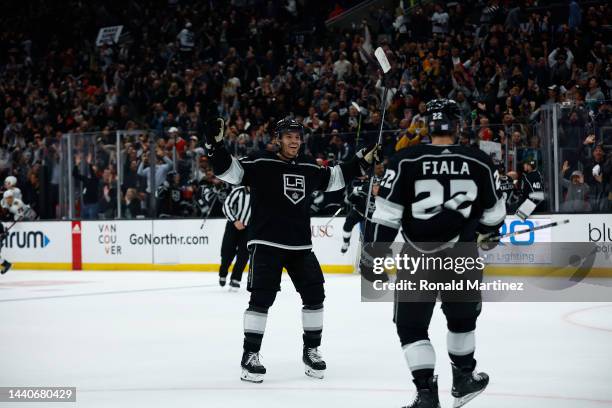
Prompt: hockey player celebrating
<box><xmin>369</xmin><ymin>99</ymin><xmax>506</xmax><ymax>408</ymax></box>
<box><xmin>219</xmin><ymin>185</ymin><xmax>251</xmax><ymax>290</ymax></box>
<box><xmin>516</xmin><ymin>158</ymin><xmax>545</xmax><ymax>219</ymax></box>
<box><xmin>205</xmin><ymin>117</ymin><xmax>378</xmax><ymax>383</ymax></box>
<box><xmin>1</xmin><ymin>190</ymin><xmax>37</xmax><ymax>222</ymax></box>
<box><xmin>156</xmin><ymin>171</ymin><xmax>183</xmax><ymax>217</ymax></box>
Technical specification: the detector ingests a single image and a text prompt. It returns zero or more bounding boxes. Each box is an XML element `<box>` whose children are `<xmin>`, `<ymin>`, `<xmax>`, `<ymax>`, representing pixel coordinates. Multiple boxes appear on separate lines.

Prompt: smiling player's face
<box><xmin>279</xmin><ymin>131</ymin><xmax>302</xmax><ymax>159</ymax></box>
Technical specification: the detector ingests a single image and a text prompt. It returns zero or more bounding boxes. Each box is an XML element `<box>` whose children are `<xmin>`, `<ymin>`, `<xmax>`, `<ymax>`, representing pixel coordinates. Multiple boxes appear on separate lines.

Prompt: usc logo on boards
<box><xmin>311</xmin><ymin>225</ymin><xmax>334</xmax><ymax>238</ymax></box>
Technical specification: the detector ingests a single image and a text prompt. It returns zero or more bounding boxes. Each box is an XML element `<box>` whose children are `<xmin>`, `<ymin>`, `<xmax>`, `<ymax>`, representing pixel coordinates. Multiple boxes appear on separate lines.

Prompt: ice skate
<box><xmin>219</xmin><ymin>276</ymin><xmax>227</xmax><ymax>287</ymax></box>
<box><xmin>1</xmin><ymin>260</ymin><xmax>11</xmax><ymax>274</ymax></box>
<box><xmin>402</xmin><ymin>376</ymin><xmax>440</xmax><ymax>408</ymax></box>
<box><xmin>340</xmin><ymin>242</ymin><xmax>349</xmax><ymax>254</ymax></box>
<box><xmin>229</xmin><ymin>279</ymin><xmax>240</xmax><ymax>291</ymax></box>
<box><xmin>240</xmin><ymin>351</ymin><xmax>266</xmax><ymax>383</ymax></box>
<box><xmin>303</xmin><ymin>346</ymin><xmax>326</xmax><ymax>379</ymax></box>
<box><xmin>451</xmin><ymin>363</ymin><xmax>489</xmax><ymax>407</ymax></box>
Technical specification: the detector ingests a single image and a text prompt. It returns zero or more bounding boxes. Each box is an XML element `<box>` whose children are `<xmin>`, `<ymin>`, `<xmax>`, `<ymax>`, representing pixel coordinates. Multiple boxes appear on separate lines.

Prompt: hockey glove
<box><xmin>204</xmin><ymin>118</ymin><xmax>225</xmax><ymax>153</ymax></box>
<box><xmin>515</xmin><ymin>198</ymin><xmax>537</xmax><ymax>221</ymax></box>
<box><xmin>356</xmin><ymin>144</ymin><xmax>381</xmax><ymax>175</ymax></box>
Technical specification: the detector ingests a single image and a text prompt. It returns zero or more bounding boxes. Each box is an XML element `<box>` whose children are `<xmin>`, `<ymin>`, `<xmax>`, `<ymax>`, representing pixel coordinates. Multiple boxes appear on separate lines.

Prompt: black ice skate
<box><xmin>303</xmin><ymin>347</ymin><xmax>326</xmax><ymax>379</ymax></box>
<box><xmin>451</xmin><ymin>363</ymin><xmax>489</xmax><ymax>408</ymax></box>
<box><xmin>240</xmin><ymin>351</ymin><xmax>266</xmax><ymax>383</ymax></box>
<box><xmin>1</xmin><ymin>260</ymin><xmax>11</xmax><ymax>274</ymax></box>
<box><xmin>219</xmin><ymin>276</ymin><xmax>227</xmax><ymax>287</ymax></box>
<box><xmin>402</xmin><ymin>376</ymin><xmax>440</xmax><ymax>408</ymax></box>
<box><xmin>229</xmin><ymin>279</ymin><xmax>240</xmax><ymax>291</ymax></box>
<box><xmin>340</xmin><ymin>242</ymin><xmax>349</xmax><ymax>254</ymax></box>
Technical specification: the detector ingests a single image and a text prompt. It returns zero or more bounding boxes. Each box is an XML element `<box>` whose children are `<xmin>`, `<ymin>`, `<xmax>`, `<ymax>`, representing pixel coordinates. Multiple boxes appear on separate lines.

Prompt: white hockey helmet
<box><xmin>3</xmin><ymin>189</ymin><xmax>14</xmax><ymax>199</ymax></box>
<box><xmin>4</xmin><ymin>176</ymin><xmax>17</xmax><ymax>188</ymax></box>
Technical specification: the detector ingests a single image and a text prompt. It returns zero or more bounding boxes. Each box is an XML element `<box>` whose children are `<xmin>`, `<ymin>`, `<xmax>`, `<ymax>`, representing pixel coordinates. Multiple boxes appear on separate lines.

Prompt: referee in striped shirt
<box><xmin>219</xmin><ymin>185</ymin><xmax>251</xmax><ymax>289</ymax></box>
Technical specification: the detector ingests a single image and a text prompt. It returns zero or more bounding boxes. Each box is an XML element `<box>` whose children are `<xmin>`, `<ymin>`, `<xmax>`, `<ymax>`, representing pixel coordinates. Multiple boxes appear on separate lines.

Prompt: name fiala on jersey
<box><xmin>422</xmin><ymin>161</ymin><xmax>470</xmax><ymax>176</ymax></box>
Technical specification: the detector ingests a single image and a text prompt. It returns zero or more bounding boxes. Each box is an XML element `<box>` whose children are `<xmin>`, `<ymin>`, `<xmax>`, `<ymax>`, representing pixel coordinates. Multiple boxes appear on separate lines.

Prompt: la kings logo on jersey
<box><xmin>283</xmin><ymin>174</ymin><xmax>305</xmax><ymax>204</ymax></box>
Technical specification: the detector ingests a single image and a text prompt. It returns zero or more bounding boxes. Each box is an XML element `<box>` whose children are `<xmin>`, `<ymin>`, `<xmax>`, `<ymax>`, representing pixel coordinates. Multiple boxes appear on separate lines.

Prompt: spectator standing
<box><xmin>560</xmin><ymin>161</ymin><xmax>590</xmax><ymax>212</ymax></box>
<box><xmin>72</xmin><ymin>154</ymin><xmax>101</xmax><ymax>219</ymax></box>
<box><xmin>431</xmin><ymin>4</ymin><xmax>449</xmax><ymax>36</ymax></box>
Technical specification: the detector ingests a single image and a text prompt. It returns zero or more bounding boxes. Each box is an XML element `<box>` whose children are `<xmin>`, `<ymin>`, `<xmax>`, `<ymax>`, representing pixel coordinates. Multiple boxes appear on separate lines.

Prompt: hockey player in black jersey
<box><xmin>497</xmin><ymin>165</ymin><xmax>520</xmax><ymax>214</ymax></box>
<box><xmin>156</xmin><ymin>171</ymin><xmax>183</xmax><ymax>217</ymax></box>
<box><xmin>205</xmin><ymin>117</ymin><xmax>378</xmax><ymax>383</ymax></box>
<box><xmin>341</xmin><ymin>176</ymin><xmax>380</xmax><ymax>254</ymax></box>
<box><xmin>516</xmin><ymin>159</ymin><xmax>545</xmax><ymax>219</ymax></box>
<box><xmin>369</xmin><ymin>99</ymin><xmax>506</xmax><ymax>408</ymax></box>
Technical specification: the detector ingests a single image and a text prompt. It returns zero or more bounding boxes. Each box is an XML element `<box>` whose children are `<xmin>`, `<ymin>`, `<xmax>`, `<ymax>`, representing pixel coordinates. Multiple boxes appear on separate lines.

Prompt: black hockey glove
<box><xmin>356</xmin><ymin>144</ymin><xmax>381</xmax><ymax>175</ymax></box>
<box><xmin>204</xmin><ymin>118</ymin><xmax>225</xmax><ymax>154</ymax></box>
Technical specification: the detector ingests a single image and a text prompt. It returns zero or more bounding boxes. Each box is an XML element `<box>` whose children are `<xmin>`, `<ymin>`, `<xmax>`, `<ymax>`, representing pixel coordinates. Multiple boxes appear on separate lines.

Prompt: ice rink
<box><xmin>1</xmin><ymin>270</ymin><xmax>611</xmax><ymax>408</ymax></box>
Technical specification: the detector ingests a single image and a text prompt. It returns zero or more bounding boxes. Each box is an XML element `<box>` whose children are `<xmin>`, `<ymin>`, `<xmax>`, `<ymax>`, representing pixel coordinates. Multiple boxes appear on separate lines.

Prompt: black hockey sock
<box><xmin>412</xmin><ymin>368</ymin><xmax>435</xmax><ymax>389</ymax></box>
<box><xmin>447</xmin><ymin>330</ymin><xmax>476</xmax><ymax>370</ymax></box>
<box><xmin>243</xmin><ymin>333</ymin><xmax>263</xmax><ymax>352</ymax></box>
<box><xmin>303</xmin><ymin>329</ymin><xmax>322</xmax><ymax>348</ymax></box>
<box><xmin>302</xmin><ymin>304</ymin><xmax>323</xmax><ymax>348</ymax></box>
<box><xmin>449</xmin><ymin>353</ymin><xmax>475</xmax><ymax>371</ymax></box>
<box><xmin>243</xmin><ymin>306</ymin><xmax>268</xmax><ymax>352</ymax></box>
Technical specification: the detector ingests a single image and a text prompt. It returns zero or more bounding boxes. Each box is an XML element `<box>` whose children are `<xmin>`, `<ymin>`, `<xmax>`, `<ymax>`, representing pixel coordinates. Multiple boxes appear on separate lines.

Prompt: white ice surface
<box><xmin>1</xmin><ymin>271</ymin><xmax>611</xmax><ymax>408</ymax></box>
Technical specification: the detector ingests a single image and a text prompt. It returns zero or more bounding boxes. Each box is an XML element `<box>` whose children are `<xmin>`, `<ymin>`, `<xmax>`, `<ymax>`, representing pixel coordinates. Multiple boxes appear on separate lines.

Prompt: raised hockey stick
<box><xmin>361</xmin><ymin>47</ymin><xmax>391</xmax><ymax>243</ymax></box>
<box><xmin>485</xmin><ymin>219</ymin><xmax>570</xmax><ymax>242</ymax></box>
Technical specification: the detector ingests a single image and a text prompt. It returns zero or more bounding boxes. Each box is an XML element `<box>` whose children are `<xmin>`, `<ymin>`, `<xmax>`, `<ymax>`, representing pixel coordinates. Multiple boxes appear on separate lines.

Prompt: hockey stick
<box><xmin>361</xmin><ymin>47</ymin><xmax>391</xmax><ymax>244</ymax></box>
<box><xmin>4</xmin><ymin>220</ymin><xmax>18</xmax><ymax>234</ymax></box>
<box><xmin>351</xmin><ymin>102</ymin><xmax>363</xmax><ymax>148</ymax></box>
<box><xmin>324</xmin><ymin>207</ymin><xmax>343</xmax><ymax>228</ymax></box>
<box><xmin>199</xmin><ymin>194</ymin><xmax>219</xmax><ymax>230</ymax></box>
<box><xmin>485</xmin><ymin>219</ymin><xmax>570</xmax><ymax>242</ymax></box>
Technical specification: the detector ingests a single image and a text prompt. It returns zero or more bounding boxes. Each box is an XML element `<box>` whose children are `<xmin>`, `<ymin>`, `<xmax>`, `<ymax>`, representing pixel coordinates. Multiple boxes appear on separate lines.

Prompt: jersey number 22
<box><xmin>412</xmin><ymin>179</ymin><xmax>477</xmax><ymax>220</ymax></box>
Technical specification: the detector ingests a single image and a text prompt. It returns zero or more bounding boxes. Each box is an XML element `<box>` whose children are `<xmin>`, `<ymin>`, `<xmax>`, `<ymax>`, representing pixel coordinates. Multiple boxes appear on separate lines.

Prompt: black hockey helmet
<box><xmin>274</xmin><ymin>118</ymin><xmax>304</xmax><ymax>139</ymax></box>
<box><xmin>425</xmin><ymin>98</ymin><xmax>462</xmax><ymax>136</ymax></box>
<box><xmin>522</xmin><ymin>158</ymin><xmax>537</xmax><ymax>170</ymax></box>
<box><xmin>166</xmin><ymin>170</ymin><xmax>179</xmax><ymax>185</ymax></box>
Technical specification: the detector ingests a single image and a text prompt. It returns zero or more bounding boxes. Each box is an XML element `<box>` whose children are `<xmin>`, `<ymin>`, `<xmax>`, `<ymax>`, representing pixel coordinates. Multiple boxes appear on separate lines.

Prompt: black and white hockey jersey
<box><xmin>498</xmin><ymin>174</ymin><xmax>520</xmax><ymax>213</ymax></box>
<box><xmin>371</xmin><ymin>144</ymin><xmax>506</xmax><ymax>244</ymax></box>
<box><xmin>210</xmin><ymin>148</ymin><xmax>363</xmax><ymax>249</ymax></box>
<box><xmin>519</xmin><ymin>170</ymin><xmax>545</xmax><ymax>205</ymax></box>
<box><xmin>156</xmin><ymin>183</ymin><xmax>183</xmax><ymax>217</ymax></box>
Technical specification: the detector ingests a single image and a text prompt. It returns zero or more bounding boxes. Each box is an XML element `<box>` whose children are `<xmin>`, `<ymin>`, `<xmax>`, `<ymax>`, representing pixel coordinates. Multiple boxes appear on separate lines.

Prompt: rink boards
<box><xmin>1</xmin><ymin>214</ymin><xmax>611</xmax><ymax>276</ymax></box>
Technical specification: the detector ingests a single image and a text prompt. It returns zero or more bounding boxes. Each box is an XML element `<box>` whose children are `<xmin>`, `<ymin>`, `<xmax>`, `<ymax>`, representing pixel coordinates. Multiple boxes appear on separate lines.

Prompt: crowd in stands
<box><xmin>0</xmin><ymin>0</ymin><xmax>611</xmax><ymax>220</ymax></box>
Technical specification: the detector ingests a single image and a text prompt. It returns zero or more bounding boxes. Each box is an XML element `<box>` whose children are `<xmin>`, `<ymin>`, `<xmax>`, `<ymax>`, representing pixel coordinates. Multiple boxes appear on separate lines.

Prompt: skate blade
<box><xmin>453</xmin><ymin>387</ymin><xmax>486</xmax><ymax>408</ymax></box>
<box><xmin>305</xmin><ymin>365</ymin><xmax>325</xmax><ymax>379</ymax></box>
<box><xmin>240</xmin><ymin>369</ymin><xmax>264</xmax><ymax>383</ymax></box>
<box><xmin>228</xmin><ymin>286</ymin><xmax>239</xmax><ymax>292</ymax></box>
